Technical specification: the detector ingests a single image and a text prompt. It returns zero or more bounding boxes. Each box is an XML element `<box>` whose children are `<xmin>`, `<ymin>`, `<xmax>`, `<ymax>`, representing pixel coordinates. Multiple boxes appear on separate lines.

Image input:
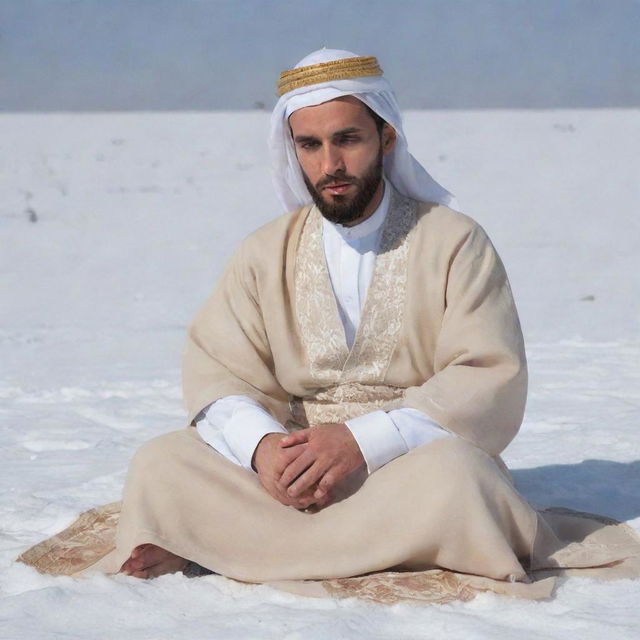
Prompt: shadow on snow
<box><xmin>512</xmin><ymin>459</ymin><xmax>640</xmax><ymax>522</ymax></box>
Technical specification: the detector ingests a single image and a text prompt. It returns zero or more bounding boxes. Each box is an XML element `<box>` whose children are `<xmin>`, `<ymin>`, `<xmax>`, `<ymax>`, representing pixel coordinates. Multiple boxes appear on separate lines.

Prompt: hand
<box><xmin>277</xmin><ymin>423</ymin><xmax>365</xmax><ymax>503</ymax></box>
<box><xmin>252</xmin><ymin>433</ymin><xmax>329</xmax><ymax>509</ymax></box>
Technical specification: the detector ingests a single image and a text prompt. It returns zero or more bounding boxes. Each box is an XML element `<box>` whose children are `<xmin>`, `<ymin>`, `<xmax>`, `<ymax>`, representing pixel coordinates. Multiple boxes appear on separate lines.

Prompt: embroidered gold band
<box><xmin>277</xmin><ymin>56</ymin><xmax>383</xmax><ymax>96</ymax></box>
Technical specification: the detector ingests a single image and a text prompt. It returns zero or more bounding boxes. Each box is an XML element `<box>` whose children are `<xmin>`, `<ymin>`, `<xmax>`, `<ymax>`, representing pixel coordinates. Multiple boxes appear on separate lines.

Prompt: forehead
<box><xmin>288</xmin><ymin>96</ymin><xmax>373</xmax><ymax>136</ymax></box>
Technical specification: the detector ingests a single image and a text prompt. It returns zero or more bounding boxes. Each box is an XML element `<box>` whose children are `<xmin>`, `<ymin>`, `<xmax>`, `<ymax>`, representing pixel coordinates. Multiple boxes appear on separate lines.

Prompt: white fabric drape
<box><xmin>269</xmin><ymin>48</ymin><xmax>456</xmax><ymax>213</ymax></box>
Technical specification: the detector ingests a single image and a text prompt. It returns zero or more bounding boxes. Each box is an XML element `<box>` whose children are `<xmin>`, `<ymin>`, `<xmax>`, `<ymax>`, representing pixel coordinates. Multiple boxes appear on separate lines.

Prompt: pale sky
<box><xmin>1</xmin><ymin>0</ymin><xmax>638</xmax><ymax>110</ymax></box>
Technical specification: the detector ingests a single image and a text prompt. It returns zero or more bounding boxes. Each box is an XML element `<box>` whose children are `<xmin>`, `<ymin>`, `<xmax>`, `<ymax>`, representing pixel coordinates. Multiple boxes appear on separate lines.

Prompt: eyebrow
<box><xmin>293</xmin><ymin>134</ymin><xmax>319</xmax><ymax>144</ymax></box>
<box><xmin>333</xmin><ymin>126</ymin><xmax>362</xmax><ymax>137</ymax></box>
<box><xmin>293</xmin><ymin>126</ymin><xmax>364</xmax><ymax>144</ymax></box>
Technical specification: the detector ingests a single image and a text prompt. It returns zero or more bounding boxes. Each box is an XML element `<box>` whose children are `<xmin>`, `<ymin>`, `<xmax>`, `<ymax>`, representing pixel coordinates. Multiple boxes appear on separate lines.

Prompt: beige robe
<box><xmin>19</xmin><ymin>189</ymin><xmax>640</xmax><ymax>603</ymax></box>
<box><xmin>183</xmin><ymin>188</ymin><xmax>527</xmax><ymax>452</ymax></box>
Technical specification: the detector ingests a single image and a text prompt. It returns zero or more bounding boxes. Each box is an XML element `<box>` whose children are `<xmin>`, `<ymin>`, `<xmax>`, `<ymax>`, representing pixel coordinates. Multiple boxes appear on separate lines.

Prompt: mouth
<box><xmin>322</xmin><ymin>182</ymin><xmax>354</xmax><ymax>196</ymax></box>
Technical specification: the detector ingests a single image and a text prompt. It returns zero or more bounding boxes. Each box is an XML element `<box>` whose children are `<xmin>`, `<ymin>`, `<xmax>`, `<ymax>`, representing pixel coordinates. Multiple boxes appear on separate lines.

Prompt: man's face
<box><xmin>288</xmin><ymin>96</ymin><xmax>395</xmax><ymax>226</ymax></box>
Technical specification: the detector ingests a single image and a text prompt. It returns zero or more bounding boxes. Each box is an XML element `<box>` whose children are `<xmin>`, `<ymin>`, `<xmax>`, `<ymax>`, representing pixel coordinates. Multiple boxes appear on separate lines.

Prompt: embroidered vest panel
<box><xmin>291</xmin><ymin>188</ymin><xmax>417</xmax><ymax>427</ymax></box>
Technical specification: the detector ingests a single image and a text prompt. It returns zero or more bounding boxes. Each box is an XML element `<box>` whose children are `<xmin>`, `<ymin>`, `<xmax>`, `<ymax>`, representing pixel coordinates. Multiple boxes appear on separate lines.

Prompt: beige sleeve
<box><xmin>182</xmin><ymin>241</ymin><xmax>291</xmax><ymax>426</ymax></box>
<box><xmin>403</xmin><ymin>224</ymin><xmax>527</xmax><ymax>455</ymax></box>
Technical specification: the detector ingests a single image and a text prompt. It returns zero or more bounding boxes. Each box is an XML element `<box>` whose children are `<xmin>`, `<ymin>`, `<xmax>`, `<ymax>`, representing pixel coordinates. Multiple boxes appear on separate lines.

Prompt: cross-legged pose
<box><xmin>23</xmin><ymin>50</ymin><xmax>639</xmax><ymax>598</ymax></box>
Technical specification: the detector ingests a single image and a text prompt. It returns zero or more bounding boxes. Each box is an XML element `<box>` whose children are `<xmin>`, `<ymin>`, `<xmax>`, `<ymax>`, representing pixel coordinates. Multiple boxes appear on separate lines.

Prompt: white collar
<box><xmin>322</xmin><ymin>177</ymin><xmax>391</xmax><ymax>242</ymax></box>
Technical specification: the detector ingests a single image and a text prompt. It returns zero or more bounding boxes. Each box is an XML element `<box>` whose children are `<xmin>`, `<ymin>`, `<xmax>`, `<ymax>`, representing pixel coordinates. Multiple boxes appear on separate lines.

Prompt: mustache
<box><xmin>316</xmin><ymin>173</ymin><xmax>359</xmax><ymax>190</ymax></box>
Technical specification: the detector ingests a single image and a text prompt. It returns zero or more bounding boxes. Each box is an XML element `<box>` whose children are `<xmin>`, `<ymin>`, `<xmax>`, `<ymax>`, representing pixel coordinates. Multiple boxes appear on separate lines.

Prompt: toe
<box><xmin>130</xmin><ymin>543</ymin><xmax>151</xmax><ymax>559</ymax></box>
<box><xmin>130</xmin><ymin>569</ymin><xmax>149</xmax><ymax>579</ymax></box>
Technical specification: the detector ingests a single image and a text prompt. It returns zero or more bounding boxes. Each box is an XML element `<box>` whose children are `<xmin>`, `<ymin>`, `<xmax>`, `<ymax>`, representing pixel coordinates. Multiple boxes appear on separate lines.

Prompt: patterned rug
<box><xmin>17</xmin><ymin>502</ymin><xmax>639</xmax><ymax>605</ymax></box>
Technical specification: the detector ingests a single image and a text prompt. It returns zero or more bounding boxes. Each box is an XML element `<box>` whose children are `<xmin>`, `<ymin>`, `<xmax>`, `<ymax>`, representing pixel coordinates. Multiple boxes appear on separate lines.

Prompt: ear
<box><xmin>381</xmin><ymin>123</ymin><xmax>397</xmax><ymax>156</ymax></box>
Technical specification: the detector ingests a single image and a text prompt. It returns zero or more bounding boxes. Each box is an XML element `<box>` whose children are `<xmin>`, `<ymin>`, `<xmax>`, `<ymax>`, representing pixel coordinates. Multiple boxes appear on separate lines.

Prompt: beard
<box><xmin>301</xmin><ymin>146</ymin><xmax>384</xmax><ymax>226</ymax></box>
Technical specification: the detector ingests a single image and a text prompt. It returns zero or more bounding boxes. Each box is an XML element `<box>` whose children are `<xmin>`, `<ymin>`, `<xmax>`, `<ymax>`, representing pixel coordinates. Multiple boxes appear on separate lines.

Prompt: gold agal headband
<box><xmin>277</xmin><ymin>56</ymin><xmax>383</xmax><ymax>96</ymax></box>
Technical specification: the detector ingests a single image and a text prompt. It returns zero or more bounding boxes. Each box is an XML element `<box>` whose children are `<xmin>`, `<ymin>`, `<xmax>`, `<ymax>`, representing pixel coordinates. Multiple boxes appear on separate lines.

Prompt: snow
<box><xmin>1</xmin><ymin>110</ymin><xmax>639</xmax><ymax>638</ymax></box>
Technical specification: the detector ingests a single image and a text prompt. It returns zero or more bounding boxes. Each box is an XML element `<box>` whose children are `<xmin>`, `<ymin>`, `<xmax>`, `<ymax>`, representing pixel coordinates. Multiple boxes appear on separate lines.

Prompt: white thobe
<box><xmin>196</xmin><ymin>180</ymin><xmax>450</xmax><ymax>473</ymax></box>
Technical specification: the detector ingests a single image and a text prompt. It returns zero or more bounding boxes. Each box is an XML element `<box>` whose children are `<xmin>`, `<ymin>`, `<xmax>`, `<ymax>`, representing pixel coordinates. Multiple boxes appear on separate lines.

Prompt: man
<box><xmin>111</xmin><ymin>49</ymin><xmax>537</xmax><ymax>580</ymax></box>
<box><xmin>26</xmin><ymin>50</ymin><xmax>638</xmax><ymax>593</ymax></box>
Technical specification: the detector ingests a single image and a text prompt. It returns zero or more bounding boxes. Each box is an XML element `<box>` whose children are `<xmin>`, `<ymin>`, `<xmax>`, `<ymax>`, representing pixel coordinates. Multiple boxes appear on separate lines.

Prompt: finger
<box><xmin>278</xmin><ymin>488</ymin><xmax>313</xmax><ymax>510</ymax></box>
<box><xmin>264</xmin><ymin>479</ymin><xmax>312</xmax><ymax>508</ymax></box>
<box><xmin>287</xmin><ymin>460</ymin><xmax>328</xmax><ymax>498</ymax></box>
<box><xmin>314</xmin><ymin>483</ymin><xmax>327</xmax><ymax>499</ymax></box>
<box><xmin>293</xmin><ymin>494</ymin><xmax>317</xmax><ymax>510</ymax></box>
<box><xmin>290</xmin><ymin>482</ymin><xmax>319</xmax><ymax>505</ymax></box>
<box><xmin>278</xmin><ymin>449</ymin><xmax>316</xmax><ymax>490</ymax></box>
<box><xmin>273</xmin><ymin>443</ymin><xmax>307</xmax><ymax>476</ymax></box>
<box><xmin>280</xmin><ymin>430</ymin><xmax>310</xmax><ymax>448</ymax></box>
<box><xmin>314</xmin><ymin>491</ymin><xmax>333</xmax><ymax>510</ymax></box>
<box><xmin>297</xmin><ymin>488</ymin><xmax>332</xmax><ymax>512</ymax></box>
<box><xmin>314</xmin><ymin>468</ymin><xmax>340</xmax><ymax>498</ymax></box>
<box><xmin>269</xmin><ymin>488</ymin><xmax>292</xmax><ymax>507</ymax></box>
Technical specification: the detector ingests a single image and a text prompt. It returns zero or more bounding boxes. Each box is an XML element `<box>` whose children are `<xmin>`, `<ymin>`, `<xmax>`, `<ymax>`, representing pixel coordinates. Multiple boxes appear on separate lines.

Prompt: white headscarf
<box><xmin>269</xmin><ymin>48</ymin><xmax>456</xmax><ymax>213</ymax></box>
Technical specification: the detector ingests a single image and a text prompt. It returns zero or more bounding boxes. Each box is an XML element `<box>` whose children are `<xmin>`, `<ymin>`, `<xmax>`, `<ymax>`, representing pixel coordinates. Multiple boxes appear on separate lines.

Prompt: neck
<box><xmin>341</xmin><ymin>178</ymin><xmax>385</xmax><ymax>228</ymax></box>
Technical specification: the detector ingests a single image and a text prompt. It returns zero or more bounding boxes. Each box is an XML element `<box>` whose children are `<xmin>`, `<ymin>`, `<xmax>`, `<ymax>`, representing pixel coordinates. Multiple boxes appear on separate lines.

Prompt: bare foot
<box><xmin>120</xmin><ymin>543</ymin><xmax>188</xmax><ymax>579</ymax></box>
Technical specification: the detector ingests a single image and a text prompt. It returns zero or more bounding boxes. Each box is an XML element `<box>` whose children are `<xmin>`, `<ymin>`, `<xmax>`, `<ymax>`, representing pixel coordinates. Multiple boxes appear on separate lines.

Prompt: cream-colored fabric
<box><xmin>19</xmin><ymin>429</ymin><xmax>640</xmax><ymax>602</ymax></box>
<box><xmin>84</xmin><ymin>430</ymin><xmax>640</xmax><ymax>598</ymax></box>
<box><xmin>183</xmin><ymin>188</ymin><xmax>526</xmax><ymax>456</ymax></box>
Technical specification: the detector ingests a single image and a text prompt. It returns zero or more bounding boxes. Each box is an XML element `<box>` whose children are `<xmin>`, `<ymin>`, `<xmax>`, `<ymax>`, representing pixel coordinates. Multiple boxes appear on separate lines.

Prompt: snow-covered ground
<box><xmin>1</xmin><ymin>110</ymin><xmax>639</xmax><ymax>638</ymax></box>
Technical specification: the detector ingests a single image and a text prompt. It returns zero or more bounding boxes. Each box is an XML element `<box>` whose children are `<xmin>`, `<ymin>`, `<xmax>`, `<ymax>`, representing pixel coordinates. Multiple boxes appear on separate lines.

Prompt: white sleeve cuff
<box><xmin>345</xmin><ymin>408</ymin><xmax>453</xmax><ymax>475</ymax></box>
<box><xmin>387</xmin><ymin>407</ymin><xmax>451</xmax><ymax>451</ymax></box>
<box><xmin>345</xmin><ymin>410</ymin><xmax>408</xmax><ymax>474</ymax></box>
<box><xmin>196</xmin><ymin>396</ymin><xmax>287</xmax><ymax>470</ymax></box>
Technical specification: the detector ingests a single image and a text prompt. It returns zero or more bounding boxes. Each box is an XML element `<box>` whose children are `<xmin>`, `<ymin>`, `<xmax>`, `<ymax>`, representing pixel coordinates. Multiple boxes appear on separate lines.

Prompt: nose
<box><xmin>321</xmin><ymin>143</ymin><xmax>345</xmax><ymax>177</ymax></box>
